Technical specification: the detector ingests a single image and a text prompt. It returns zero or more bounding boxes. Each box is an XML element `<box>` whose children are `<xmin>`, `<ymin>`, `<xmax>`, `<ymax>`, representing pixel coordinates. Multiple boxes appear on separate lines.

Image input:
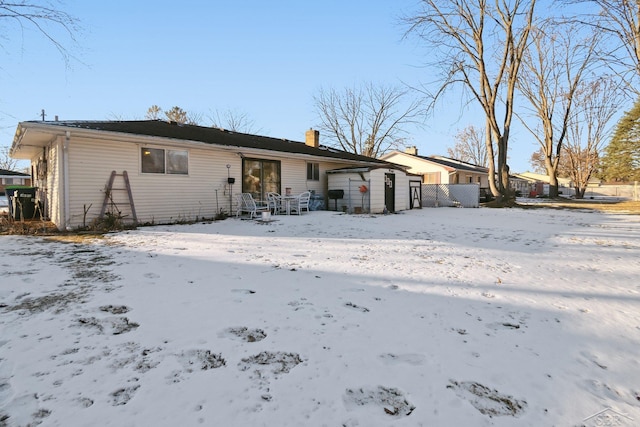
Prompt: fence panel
<box><xmin>422</xmin><ymin>184</ymin><xmax>479</xmax><ymax>208</ymax></box>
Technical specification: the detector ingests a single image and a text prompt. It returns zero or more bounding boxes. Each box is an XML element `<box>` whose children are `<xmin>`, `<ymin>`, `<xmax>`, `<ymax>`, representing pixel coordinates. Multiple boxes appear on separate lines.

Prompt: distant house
<box><xmin>9</xmin><ymin>120</ymin><xmax>411</xmax><ymax>230</ymax></box>
<box><xmin>0</xmin><ymin>168</ymin><xmax>31</xmax><ymax>195</ymax></box>
<box><xmin>509</xmin><ymin>174</ymin><xmax>535</xmax><ymax>197</ymax></box>
<box><xmin>379</xmin><ymin>147</ymin><xmax>490</xmax><ymax>187</ymax></box>
<box><xmin>514</xmin><ymin>172</ymin><xmax>574</xmax><ymax>197</ymax></box>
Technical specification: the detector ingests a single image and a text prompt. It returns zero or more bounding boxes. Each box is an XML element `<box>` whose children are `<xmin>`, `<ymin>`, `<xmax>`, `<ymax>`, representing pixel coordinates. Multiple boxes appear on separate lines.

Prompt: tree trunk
<box><xmin>497</xmin><ymin>134</ymin><xmax>511</xmax><ymax>201</ymax></box>
<box><xmin>545</xmin><ymin>156</ymin><xmax>559</xmax><ymax>198</ymax></box>
<box><xmin>485</xmin><ymin>124</ymin><xmax>499</xmax><ymax>197</ymax></box>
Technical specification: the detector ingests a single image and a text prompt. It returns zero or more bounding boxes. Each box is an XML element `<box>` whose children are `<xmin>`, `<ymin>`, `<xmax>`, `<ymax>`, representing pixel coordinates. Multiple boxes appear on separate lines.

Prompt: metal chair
<box><xmin>290</xmin><ymin>191</ymin><xmax>311</xmax><ymax>215</ymax></box>
<box><xmin>266</xmin><ymin>192</ymin><xmax>282</xmax><ymax>215</ymax></box>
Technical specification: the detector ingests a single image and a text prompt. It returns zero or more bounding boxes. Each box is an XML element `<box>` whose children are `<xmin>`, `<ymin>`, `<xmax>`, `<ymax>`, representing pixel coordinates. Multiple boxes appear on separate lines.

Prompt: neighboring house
<box><xmin>379</xmin><ymin>147</ymin><xmax>490</xmax><ymax>187</ymax></box>
<box><xmin>9</xmin><ymin>120</ymin><xmax>410</xmax><ymax>230</ymax></box>
<box><xmin>0</xmin><ymin>168</ymin><xmax>31</xmax><ymax>195</ymax></box>
<box><xmin>515</xmin><ymin>172</ymin><xmax>574</xmax><ymax>197</ymax></box>
<box><xmin>509</xmin><ymin>174</ymin><xmax>535</xmax><ymax>197</ymax></box>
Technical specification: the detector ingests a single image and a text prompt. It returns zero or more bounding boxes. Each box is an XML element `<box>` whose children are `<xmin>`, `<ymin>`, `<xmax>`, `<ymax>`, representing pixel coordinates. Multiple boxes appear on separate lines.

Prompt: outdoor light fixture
<box><xmin>226</xmin><ymin>164</ymin><xmax>235</xmax><ymax>184</ymax></box>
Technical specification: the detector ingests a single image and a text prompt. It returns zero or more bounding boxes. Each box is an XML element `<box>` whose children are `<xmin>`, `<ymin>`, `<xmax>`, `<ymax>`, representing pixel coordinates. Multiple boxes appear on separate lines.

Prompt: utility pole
<box><xmin>41</xmin><ymin>109</ymin><xmax>46</xmax><ymax>121</ymax></box>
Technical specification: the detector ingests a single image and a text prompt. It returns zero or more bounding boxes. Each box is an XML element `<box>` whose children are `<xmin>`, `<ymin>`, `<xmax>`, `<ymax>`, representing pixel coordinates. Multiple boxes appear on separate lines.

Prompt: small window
<box><xmin>141</xmin><ymin>147</ymin><xmax>188</xmax><ymax>175</ymax></box>
<box><xmin>167</xmin><ymin>150</ymin><xmax>188</xmax><ymax>175</ymax></box>
<box><xmin>423</xmin><ymin>172</ymin><xmax>439</xmax><ymax>184</ymax></box>
<box><xmin>141</xmin><ymin>148</ymin><xmax>165</xmax><ymax>174</ymax></box>
<box><xmin>307</xmin><ymin>162</ymin><xmax>320</xmax><ymax>181</ymax></box>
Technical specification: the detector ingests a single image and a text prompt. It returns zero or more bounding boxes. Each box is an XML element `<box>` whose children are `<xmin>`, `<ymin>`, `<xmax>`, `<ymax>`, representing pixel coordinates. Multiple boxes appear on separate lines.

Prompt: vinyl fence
<box><xmin>583</xmin><ymin>183</ymin><xmax>639</xmax><ymax>201</ymax></box>
<box><xmin>422</xmin><ymin>184</ymin><xmax>480</xmax><ymax>208</ymax></box>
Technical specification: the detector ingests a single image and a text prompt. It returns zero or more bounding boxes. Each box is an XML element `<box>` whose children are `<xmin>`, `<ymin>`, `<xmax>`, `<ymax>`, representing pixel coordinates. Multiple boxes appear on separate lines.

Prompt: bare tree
<box><xmin>313</xmin><ymin>82</ymin><xmax>421</xmax><ymax>158</ymax></box>
<box><xmin>0</xmin><ymin>1</ymin><xmax>81</xmax><ymax>66</ymax></box>
<box><xmin>529</xmin><ymin>148</ymin><xmax>547</xmax><ymax>173</ymax></box>
<box><xmin>209</xmin><ymin>108</ymin><xmax>260</xmax><ymax>133</ymax></box>
<box><xmin>529</xmin><ymin>146</ymin><xmax>572</xmax><ymax>176</ymax></box>
<box><xmin>564</xmin><ymin>77</ymin><xmax>624</xmax><ymax>198</ymax></box>
<box><xmin>1</xmin><ymin>145</ymin><xmax>20</xmax><ymax>170</ymax></box>
<box><xmin>517</xmin><ymin>22</ymin><xmax>602</xmax><ymax>197</ymax></box>
<box><xmin>447</xmin><ymin>125</ymin><xmax>489</xmax><ymax>166</ymax></box>
<box><xmin>569</xmin><ymin>0</ymin><xmax>640</xmax><ymax>89</ymax></box>
<box><xmin>145</xmin><ymin>105</ymin><xmax>200</xmax><ymax>125</ymax></box>
<box><xmin>404</xmin><ymin>0</ymin><xmax>537</xmax><ymax>201</ymax></box>
<box><xmin>145</xmin><ymin>105</ymin><xmax>163</xmax><ymax>120</ymax></box>
<box><xmin>164</xmin><ymin>106</ymin><xmax>189</xmax><ymax>124</ymax></box>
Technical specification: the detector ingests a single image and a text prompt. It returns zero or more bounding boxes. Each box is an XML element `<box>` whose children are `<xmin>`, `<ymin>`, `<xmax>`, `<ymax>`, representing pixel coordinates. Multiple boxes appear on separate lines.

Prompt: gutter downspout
<box><xmin>63</xmin><ymin>131</ymin><xmax>71</xmax><ymax>230</ymax></box>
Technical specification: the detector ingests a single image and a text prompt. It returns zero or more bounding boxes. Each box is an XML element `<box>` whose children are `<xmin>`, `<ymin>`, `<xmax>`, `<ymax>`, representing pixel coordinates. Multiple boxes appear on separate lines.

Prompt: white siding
<box><xmin>64</xmin><ymin>136</ymin><xmax>246</xmax><ymax>227</ymax></box>
<box><xmin>50</xmin><ymin>135</ymin><xmax>376</xmax><ymax>228</ymax></box>
<box><xmin>369</xmin><ymin>169</ymin><xmax>410</xmax><ymax>213</ymax></box>
<box><xmin>327</xmin><ymin>168</ymin><xmax>411</xmax><ymax>214</ymax></box>
<box><xmin>46</xmin><ymin>140</ymin><xmax>63</xmax><ymax>227</ymax></box>
<box><xmin>382</xmin><ymin>152</ymin><xmax>452</xmax><ymax>184</ymax></box>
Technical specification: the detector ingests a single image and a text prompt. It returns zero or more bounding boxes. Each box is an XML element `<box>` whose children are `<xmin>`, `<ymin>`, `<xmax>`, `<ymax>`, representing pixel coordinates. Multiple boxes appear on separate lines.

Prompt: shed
<box><xmin>326</xmin><ymin>166</ymin><xmax>415</xmax><ymax>214</ymax></box>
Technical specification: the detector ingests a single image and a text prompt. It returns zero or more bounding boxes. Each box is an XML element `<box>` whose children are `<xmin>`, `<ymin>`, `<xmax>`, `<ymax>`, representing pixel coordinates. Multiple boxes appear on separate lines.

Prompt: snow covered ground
<box><xmin>1</xmin><ymin>207</ymin><xmax>639</xmax><ymax>426</ymax></box>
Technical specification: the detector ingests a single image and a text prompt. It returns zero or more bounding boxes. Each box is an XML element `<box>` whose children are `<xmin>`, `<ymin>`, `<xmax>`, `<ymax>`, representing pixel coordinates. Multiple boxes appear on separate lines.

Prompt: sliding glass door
<box><xmin>242</xmin><ymin>158</ymin><xmax>281</xmax><ymax>201</ymax></box>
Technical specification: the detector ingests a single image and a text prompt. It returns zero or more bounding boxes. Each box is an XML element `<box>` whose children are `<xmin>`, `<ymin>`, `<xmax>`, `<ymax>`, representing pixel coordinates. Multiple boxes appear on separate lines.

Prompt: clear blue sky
<box><xmin>1</xmin><ymin>0</ymin><xmax>542</xmax><ymax>172</ymax></box>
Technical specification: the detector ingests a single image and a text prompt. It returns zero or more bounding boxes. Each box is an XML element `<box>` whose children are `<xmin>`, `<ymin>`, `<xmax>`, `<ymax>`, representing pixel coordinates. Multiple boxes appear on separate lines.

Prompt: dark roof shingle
<box><xmin>31</xmin><ymin>120</ymin><xmax>388</xmax><ymax>165</ymax></box>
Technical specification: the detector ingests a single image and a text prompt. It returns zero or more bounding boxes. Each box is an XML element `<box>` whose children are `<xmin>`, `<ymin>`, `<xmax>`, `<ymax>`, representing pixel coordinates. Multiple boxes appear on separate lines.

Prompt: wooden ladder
<box><xmin>100</xmin><ymin>170</ymin><xmax>138</xmax><ymax>225</ymax></box>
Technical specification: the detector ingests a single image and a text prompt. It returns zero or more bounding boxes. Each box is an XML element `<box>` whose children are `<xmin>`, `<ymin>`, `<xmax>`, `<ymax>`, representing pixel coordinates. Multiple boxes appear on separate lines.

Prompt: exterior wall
<box><xmin>34</xmin><ymin>133</ymin><xmax>374</xmax><ymax>228</ymax></box>
<box><xmin>382</xmin><ymin>152</ymin><xmax>490</xmax><ymax>188</ymax></box>
<box><xmin>327</xmin><ymin>168</ymin><xmax>411</xmax><ymax>214</ymax></box>
<box><xmin>453</xmin><ymin>171</ymin><xmax>489</xmax><ymax>187</ymax></box>
<box><xmin>382</xmin><ymin>152</ymin><xmax>452</xmax><ymax>184</ymax></box>
<box><xmin>280</xmin><ymin>159</ymin><xmax>346</xmax><ymax>198</ymax></box>
<box><xmin>392</xmin><ymin>170</ymin><xmax>411</xmax><ymax>211</ymax></box>
<box><xmin>64</xmin><ymin>135</ymin><xmax>243</xmax><ymax>227</ymax></box>
<box><xmin>279</xmin><ymin>157</ymin><xmax>306</xmax><ymax>196</ymax></box>
<box><xmin>326</xmin><ymin>172</ymin><xmax>357</xmax><ymax>212</ymax></box>
<box><xmin>368</xmin><ymin>169</ymin><xmax>410</xmax><ymax>213</ymax></box>
<box><xmin>44</xmin><ymin>140</ymin><xmax>63</xmax><ymax>227</ymax></box>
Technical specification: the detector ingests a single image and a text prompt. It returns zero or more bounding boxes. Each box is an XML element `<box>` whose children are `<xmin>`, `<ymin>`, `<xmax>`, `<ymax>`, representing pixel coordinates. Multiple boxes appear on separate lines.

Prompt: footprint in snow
<box><xmin>220</xmin><ymin>327</ymin><xmax>267</xmax><ymax>342</ymax></box>
<box><xmin>99</xmin><ymin>304</ymin><xmax>130</xmax><ymax>314</ymax></box>
<box><xmin>232</xmin><ymin>289</ymin><xmax>256</xmax><ymax>294</ymax></box>
<box><xmin>177</xmin><ymin>349</ymin><xmax>226</xmax><ymax>372</ymax></box>
<box><xmin>76</xmin><ymin>316</ymin><xmax>139</xmax><ymax>335</ymax></box>
<box><xmin>378</xmin><ymin>353</ymin><xmax>427</xmax><ymax>366</ymax></box>
<box><xmin>485</xmin><ymin>322</ymin><xmax>522</xmax><ymax>331</ymax></box>
<box><xmin>111</xmin><ymin>384</ymin><xmax>140</xmax><ymax>406</ymax></box>
<box><xmin>447</xmin><ymin>380</ymin><xmax>527</xmax><ymax>417</ymax></box>
<box><xmin>344</xmin><ymin>302</ymin><xmax>369</xmax><ymax>312</ymax></box>
<box><xmin>343</xmin><ymin>386</ymin><xmax>415</xmax><ymax>417</ymax></box>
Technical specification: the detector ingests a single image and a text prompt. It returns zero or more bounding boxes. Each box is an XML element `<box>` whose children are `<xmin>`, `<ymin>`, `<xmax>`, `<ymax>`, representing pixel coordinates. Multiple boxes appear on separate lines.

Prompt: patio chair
<box><xmin>236</xmin><ymin>193</ymin><xmax>270</xmax><ymax>218</ymax></box>
<box><xmin>290</xmin><ymin>191</ymin><xmax>311</xmax><ymax>215</ymax></box>
<box><xmin>266</xmin><ymin>192</ymin><xmax>282</xmax><ymax>215</ymax></box>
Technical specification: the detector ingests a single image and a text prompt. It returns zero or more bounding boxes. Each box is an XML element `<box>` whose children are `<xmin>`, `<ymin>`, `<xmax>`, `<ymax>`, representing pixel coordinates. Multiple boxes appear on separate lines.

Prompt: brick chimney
<box><xmin>405</xmin><ymin>146</ymin><xmax>418</xmax><ymax>155</ymax></box>
<box><xmin>305</xmin><ymin>128</ymin><xmax>319</xmax><ymax>148</ymax></box>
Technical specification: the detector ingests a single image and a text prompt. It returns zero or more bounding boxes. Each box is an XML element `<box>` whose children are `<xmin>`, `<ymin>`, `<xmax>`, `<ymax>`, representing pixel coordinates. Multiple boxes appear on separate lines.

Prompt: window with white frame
<box><xmin>306</xmin><ymin>162</ymin><xmax>320</xmax><ymax>181</ymax></box>
<box><xmin>141</xmin><ymin>147</ymin><xmax>188</xmax><ymax>174</ymax></box>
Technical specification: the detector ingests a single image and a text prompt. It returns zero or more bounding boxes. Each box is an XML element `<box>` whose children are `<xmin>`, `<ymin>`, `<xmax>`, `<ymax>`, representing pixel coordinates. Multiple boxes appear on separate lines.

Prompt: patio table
<box><xmin>281</xmin><ymin>195</ymin><xmax>299</xmax><ymax>215</ymax></box>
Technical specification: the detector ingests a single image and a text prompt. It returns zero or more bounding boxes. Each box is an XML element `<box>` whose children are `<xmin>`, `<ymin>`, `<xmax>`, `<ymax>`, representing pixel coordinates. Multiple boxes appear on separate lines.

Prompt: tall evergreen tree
<box><xmin>600</xmin><ymin>97</ymin><xmax>640</xmax><ymax>182</ymax></box>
